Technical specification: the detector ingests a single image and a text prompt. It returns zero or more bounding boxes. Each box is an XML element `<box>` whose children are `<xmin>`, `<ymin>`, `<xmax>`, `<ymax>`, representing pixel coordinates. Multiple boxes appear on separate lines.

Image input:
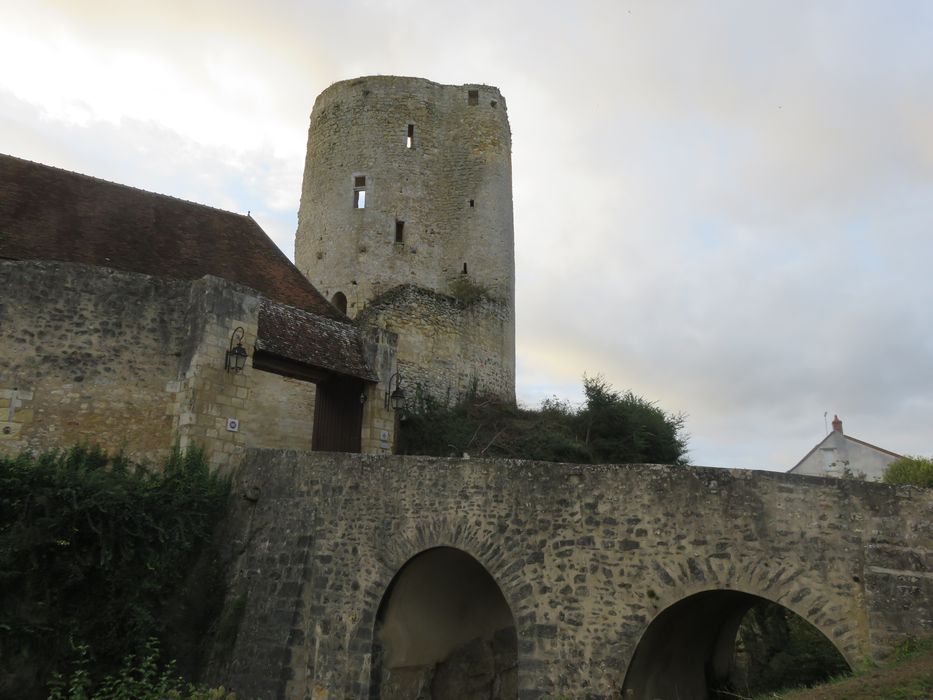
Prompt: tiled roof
<box><xmin>256</xmin><ymin>299</ymin><xmax>376</xmax><ymax>381</ymax></box>
<box><xmin>0</xmin><ymin>153</ymin><xmax>342</xmax><ymax>320</ymax></box>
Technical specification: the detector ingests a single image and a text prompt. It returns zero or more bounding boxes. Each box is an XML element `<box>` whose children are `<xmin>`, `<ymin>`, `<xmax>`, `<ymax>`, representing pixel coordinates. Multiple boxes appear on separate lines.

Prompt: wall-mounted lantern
<box><xmin>385</xmin><ymin>372</ymin><xmax>406</xmax><ymax>411</ymax></box>
<box><xmin>225</xmin><ymin>326</ymin><xmax>249</xmax><ymax>373</ymax></box>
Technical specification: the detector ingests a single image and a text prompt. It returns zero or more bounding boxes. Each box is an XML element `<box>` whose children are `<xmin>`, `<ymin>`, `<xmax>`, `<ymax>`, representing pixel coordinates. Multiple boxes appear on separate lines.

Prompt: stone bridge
<box><xmin>206</xmin><ymin>451</ymin><xmax>932</xmax><ymax>700</ymax></box>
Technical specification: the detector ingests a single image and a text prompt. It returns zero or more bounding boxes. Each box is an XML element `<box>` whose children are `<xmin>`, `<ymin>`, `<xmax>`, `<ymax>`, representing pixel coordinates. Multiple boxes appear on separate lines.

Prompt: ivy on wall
<box><xmin>0</xmin><ymin>445</ymin><xmax>230</xmax><ymax>699</ymax></box>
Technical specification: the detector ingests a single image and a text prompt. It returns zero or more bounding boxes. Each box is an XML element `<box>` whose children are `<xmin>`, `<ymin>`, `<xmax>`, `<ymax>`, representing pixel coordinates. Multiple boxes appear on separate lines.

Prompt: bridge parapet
<box><xmin>206</xmin><ymin>451</ymin><xmax>932</xmax><ymax>699</ymax></box>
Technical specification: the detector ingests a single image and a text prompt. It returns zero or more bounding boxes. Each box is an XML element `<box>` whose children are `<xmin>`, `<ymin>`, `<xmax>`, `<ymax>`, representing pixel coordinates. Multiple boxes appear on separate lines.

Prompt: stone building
<box><xmin>0</xmin><ymin>153</ymin><xmax>397</xmax><ymax>468</ymax></box>
<box><xmin>0</xmin><ymin>75</ymin><xmax>517</xmax><ymax>465</ymax></box>
<box><xmin>296</xmin><ymin>76</ymin><xmax>516</xmax><ymax>405</ymax></box>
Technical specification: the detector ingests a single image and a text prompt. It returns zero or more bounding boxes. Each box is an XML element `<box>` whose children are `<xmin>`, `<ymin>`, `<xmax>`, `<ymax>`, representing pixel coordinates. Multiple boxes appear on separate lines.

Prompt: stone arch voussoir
<box><xmin>365</xmin><ymin>518</ymin><xmax>524</xmax><ymax>699</ymax></box>
<box><xmin>626</xmin><ymin>552</ymin><xmax>864</xmax><ymax>672</ymax></box>
<box><xmin>366</xmin><ymin>514</ymin><xmax>530</xmax><ymax>620</ymax></box>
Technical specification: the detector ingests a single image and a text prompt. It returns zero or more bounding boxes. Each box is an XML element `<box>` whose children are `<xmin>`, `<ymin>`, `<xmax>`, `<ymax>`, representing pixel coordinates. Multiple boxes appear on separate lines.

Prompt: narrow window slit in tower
<box><xmin>406</xmin><ymin>124</ymin><xmax>414</xmax><ymax>149</ymax></box>
<box><xmin>468</xmin><ymin>89</ymin><xmax>479</xmax><ymax>106</ymax></box>
<box><xmin>395</xmin><ymin>220</ymin><xmax>405</xmax><ymax>243</ymax></box>
<box><xmin>469</xmin><ymin>199</ymin><xmax>474</xmax><ymax>208</ymax></box>
<box><xmin>353</xmin><ymin>176</ymin><xmax>366</xmax><ymax>209</ymax></box>
<box><xmin>462</xmin><ymin>263</ymin><xmax>468</xmax><ymax>274</ymax></box>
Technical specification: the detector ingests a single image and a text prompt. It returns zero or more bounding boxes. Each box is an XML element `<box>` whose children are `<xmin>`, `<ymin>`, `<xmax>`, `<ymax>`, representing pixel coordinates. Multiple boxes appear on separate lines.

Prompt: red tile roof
<box><xmin>257</xmin><ymin>299</ymin><xmax>376</xmax><ymax>381</ymax></box>
<box><xmin>0</xmin><ymin>153</ymin><xmax>342</xmax><ymax>320</ymax></box>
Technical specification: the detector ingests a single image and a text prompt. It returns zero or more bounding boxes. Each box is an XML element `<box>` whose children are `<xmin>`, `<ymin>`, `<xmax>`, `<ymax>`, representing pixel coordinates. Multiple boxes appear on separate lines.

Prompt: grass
<box><xmin>748</xmin><ymin>638</ymin><xmax>933</xmax><ymax>700</ymax></box>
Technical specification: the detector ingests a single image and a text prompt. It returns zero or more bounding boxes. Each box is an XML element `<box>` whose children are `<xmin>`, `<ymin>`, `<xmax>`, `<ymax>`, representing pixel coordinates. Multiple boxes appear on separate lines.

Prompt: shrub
<box><xmin>0</xmin><ymin>445</ymin><xmax>229</xmax><ymax>699</ymax></box>
<box><xmin>399</xmin><ymin>375</ymin><xmax>688</xmax><ymax>465</ymax></box>
<box><xmin>48</xmin><ymin>638</ymin><xmax>235</xmax><ymax>700</ymax></box>
<box><xmin>882</xmin><ymin>455</ymin><xmax>933</xmax><ymax>487</ymax></box>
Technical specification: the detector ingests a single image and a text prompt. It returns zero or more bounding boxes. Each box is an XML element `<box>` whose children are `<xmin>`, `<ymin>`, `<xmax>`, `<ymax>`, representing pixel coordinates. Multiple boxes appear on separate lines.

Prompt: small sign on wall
<box><xmin>380</xmin><ymin>429</ymin><xmax>390</xmax><ymax>449</ymax></box>
<box><xmin>226</xmin><ymin>417</ymin><xmax>240</xmax><ymax>432</ymax></box>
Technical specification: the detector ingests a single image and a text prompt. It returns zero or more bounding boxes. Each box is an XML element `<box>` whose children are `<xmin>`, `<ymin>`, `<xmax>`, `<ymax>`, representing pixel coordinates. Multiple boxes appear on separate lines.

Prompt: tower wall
<box><xmin>296</xmin><ymin>76</ymin><xmax>515</xmax><ymax>403</ymax></box>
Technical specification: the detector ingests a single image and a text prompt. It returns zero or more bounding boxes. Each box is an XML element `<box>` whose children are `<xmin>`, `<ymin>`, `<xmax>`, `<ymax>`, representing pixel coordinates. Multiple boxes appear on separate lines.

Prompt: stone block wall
<box><xmin>295</xmin><ymin>75</ymin><xmax>516</xmax><ymax>406</ymax></box>
<box><xmin>296</xmin><ymin>76</ymin><xmax>514</xmax><ymax>312</ymax></box>
<box><xmin>357</xmin><ymin>285</ymin><xmax>515</xmax><ymax>404</ymax></box>
<box><xmin>208</xmin><ymin>451</ymin><xmax>933</xmax><ymax>700</ymax></box>
<box><xmin>171</xmin><ymin>275</ymin><xmax>320</xmax><ymax>470</ymax></box>
<box><xmin>360</xmin><ymin>326</ymin><xmax>399</xmax><ymax>454</ymax></box>
<box><xmin>170</xmin><ymin>275</ymin><xmax>260</xmax><ymax>471</ymax></box>
<box><xmin>0</xmin><ymin>261</ymin><xmax>378</xmax><ymax>468</ymax></box>
<box><xmin>0</xmin><ymin>261</ymin><xmax>188</xmax><ymax>462</ymax></box>
<box><xmin>249</xmin><ymin>370</ymin><xmax>316</xmax><ymax>451</ymax></box>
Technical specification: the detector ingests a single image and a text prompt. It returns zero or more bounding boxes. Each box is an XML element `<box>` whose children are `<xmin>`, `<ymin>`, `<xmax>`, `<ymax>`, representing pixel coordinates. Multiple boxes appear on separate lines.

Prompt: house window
<box><xmin>395</xmin><ymin>220</ymin><xmax>405</xmax><ymax>243</ymax></box>
<box><xmin>353</xmin><ymin>175</ymin><xmax>367</xmax><ymax>209</ymax></box>
<box><xmin>406</xmin><ymin>124</ymin><xmax>414</xmax><ymax>149</ymax></box>
<box><xmin>468</xmin><ymin>89</ymin><xmax>479</xmax><ymax>106</ymax></box>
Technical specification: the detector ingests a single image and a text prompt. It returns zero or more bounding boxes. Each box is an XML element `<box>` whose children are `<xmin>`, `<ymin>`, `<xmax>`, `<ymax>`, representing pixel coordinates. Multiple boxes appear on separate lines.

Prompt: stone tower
<box><xmin>296</xmin><ymin>76</ymin><xmax>515</xmax><ymax>403</ymax></box>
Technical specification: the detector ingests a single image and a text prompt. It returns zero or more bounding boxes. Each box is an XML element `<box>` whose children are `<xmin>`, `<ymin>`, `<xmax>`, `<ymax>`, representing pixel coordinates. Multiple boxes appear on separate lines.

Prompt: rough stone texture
<box><xmin>356</xmin><ymin>285</ymin><xmax>513</xmax><ymax>405</ymax></box>
<box><xmin>295</xmin><ymin>76</ymin><xmax>515</xmax><ymax>404</ymax></box>
<box><xmin>359</xmin><ymin>328</ymin><xmax>400</xmax><ymax>455</ymax></box>
<box><xmin>207</xmin><ymin>451</ymin><xmax>933</xmax><ymax>700</ymax></box>
<box><xmin>0</xmin><ymin>261</ymin><xmax>387</xmax><ymax>466</ymax></box>
<box><xmin>0</xmin><ymin>260</ymin><xmax>188</xmax><ymax>462</ymax></box>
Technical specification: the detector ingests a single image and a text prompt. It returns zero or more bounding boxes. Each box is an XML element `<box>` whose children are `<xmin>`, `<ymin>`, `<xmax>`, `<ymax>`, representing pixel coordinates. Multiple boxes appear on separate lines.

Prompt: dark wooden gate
<box><xmin>312</xmin><ymin>375</ymin><xmax>364</xmax><ymax>453</ymax></box>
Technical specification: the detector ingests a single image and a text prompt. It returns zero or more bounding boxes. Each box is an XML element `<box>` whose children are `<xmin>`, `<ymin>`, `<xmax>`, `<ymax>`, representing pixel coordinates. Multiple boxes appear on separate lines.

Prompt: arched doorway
<box><xmin>370</xmin><ymin>547</ymin><xmax>518</xmax><ymax>699</ymax></box>
<box><xmin>621</xmin><ymin>590</ymin><xmax>850</xmax><ymax>700</ymax></box>
<box><xmin>331</xmin><ymin>291</ymin><xmax>347</xmax><ymax>315</ymax></box>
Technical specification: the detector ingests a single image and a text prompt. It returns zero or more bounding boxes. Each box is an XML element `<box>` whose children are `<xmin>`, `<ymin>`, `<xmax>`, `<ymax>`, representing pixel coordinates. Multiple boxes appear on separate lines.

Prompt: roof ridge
<box><xmin>0</xmin><ymin>152</ymin><xmax>253</xmax><ymax>220</ymax></box>
<box><xmin>843</xmin><ymin>433</ymin><xmax>902</xmax><ymax>459</ymax></box>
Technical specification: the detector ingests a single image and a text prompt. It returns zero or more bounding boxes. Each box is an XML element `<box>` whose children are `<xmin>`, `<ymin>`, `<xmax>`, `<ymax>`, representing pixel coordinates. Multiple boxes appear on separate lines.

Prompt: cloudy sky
<box><xmin>2</xmin><ymin>1</ymin><xmax>931</xmax><ymax>470</ymax></box>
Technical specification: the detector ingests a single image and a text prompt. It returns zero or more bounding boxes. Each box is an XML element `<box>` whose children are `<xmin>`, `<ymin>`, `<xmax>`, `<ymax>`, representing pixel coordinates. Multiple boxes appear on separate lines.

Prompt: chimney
<box><xmin>832</xmin><ymin>415</ymin><xmax>843</xmax><ymax>434</ymax></box>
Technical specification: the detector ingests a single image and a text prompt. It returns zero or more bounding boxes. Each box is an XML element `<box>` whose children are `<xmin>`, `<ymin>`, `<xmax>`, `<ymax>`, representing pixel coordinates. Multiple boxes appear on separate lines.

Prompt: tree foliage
<box><xmin>0</xmin><ymin>445</ymin><xmax>230</xmax><ymax>699</ymax></box>
<box><xmin>578</xmin><ymin>375</ymin><xmax>687</xmax><ymax>465</ymax></box>
<box><xmin>882</xmin><ymin>455</ymin><xmax>933</xmax><ymax>487</ymax></box>
<box><xmin>399</xmin><ymin>375</ymin><xmax>688</xmax><ymax>465</ymax></box>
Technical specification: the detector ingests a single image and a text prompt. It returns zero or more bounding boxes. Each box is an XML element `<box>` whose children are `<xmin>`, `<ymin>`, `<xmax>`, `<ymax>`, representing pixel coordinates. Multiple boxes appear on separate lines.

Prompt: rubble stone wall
<box><xmin>209</xmin><ymin>451</ymin><xmax>933</xmax><ymax>699</ymax></box>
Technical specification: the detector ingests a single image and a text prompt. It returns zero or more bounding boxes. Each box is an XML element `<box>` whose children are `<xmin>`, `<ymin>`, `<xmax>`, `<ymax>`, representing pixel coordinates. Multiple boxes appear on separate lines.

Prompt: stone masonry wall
<box><xmin>357</xmin><ymin>285</ymin><xmax>515</xmax><ymax>404</ymax></box>
<box><xmin>248</xmin><ymin>370</ymin><xmax>316</xmax><ymax>451</ymax></box>
<box><xmin>209</xmin><ymin>451</ymin><xmax>932</xmax><ymax>700</ymax></box>
<box><xmin>296</xmin><ymin>76</ymin><xmax>514</xmax><ymax>312</ymax></box>
<box><xmin>0</xmin><ymin>261</ymin><xmax>188</xmax><ymax>462</ymax></box>
<box><xmin>360</xmin><ymin>327</ymin><xmax>400</xmax><ymax>455</ymax></box>
<box><xmin>0</xmin><ymin>261</ymin><xmax>340</xmax><ymax>468</ymax></box>
<box><xmin>295</xmin><ymin>76</ymin><xmax>516</xmax><ymax>406</ymax></box>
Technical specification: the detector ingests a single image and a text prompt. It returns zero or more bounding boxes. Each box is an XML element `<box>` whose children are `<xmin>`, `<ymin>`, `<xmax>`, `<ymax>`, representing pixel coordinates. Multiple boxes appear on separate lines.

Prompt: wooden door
<box><xmin>312</xmin><ymin>375</ymin><xmax>363</xmax><ymax>453</ymax></box>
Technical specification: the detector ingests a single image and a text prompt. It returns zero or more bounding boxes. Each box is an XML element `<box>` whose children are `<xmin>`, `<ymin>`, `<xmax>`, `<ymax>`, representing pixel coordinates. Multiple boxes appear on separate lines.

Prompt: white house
<box><xmin>788</xmin><ymin>415</ymin><xmax>901</xmax><ymax>480</ymax></box>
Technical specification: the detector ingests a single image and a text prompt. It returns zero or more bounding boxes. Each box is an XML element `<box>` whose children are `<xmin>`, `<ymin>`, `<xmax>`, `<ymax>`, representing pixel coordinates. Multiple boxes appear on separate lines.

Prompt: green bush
<box><xmin>399</xmin><ymin>375</ymin><xmax>688</xmax><ymax>465</ymax></box>
<box><xmin>882</xmin><ymin>455</ymin><xmax>933</xmax><ymax>487</ymax></box>
<box><xmin>0</xmin><ymin>445</ymin><xmax>230</xmax><ymax>699</ymax></box>
<box><xmin>48</xmin><ymin>638</ymin><xmax>235</xmax><ymax>700</ymax></box>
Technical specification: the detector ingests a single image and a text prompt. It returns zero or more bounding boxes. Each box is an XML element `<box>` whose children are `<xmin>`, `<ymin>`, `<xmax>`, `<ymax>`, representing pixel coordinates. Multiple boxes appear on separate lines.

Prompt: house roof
<box><xmin>0</xmin><ymin>153</ymin><xmax>342</xmax><ymax>320</ymax></box>
<box><xmin>789</xmin><ymin>431</ymin><xmax>902</xmax><ymax>473</ymax></box>
<box><xmin>257</xmin><ymin>299</ymin><xmax>376</xmax><ymax>382</ymax></box>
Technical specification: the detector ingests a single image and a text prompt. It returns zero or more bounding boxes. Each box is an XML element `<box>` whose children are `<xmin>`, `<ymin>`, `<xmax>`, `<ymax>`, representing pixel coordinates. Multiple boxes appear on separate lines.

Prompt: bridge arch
<box><xmin>621</xmin><ymin>588</ymin><xmax>851</xmax><ymax>700</ymax></box>
<box><xmin>369</xmin><ymin>546</ymin><xmax>519</xmax><ymax>699</ymax></box>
